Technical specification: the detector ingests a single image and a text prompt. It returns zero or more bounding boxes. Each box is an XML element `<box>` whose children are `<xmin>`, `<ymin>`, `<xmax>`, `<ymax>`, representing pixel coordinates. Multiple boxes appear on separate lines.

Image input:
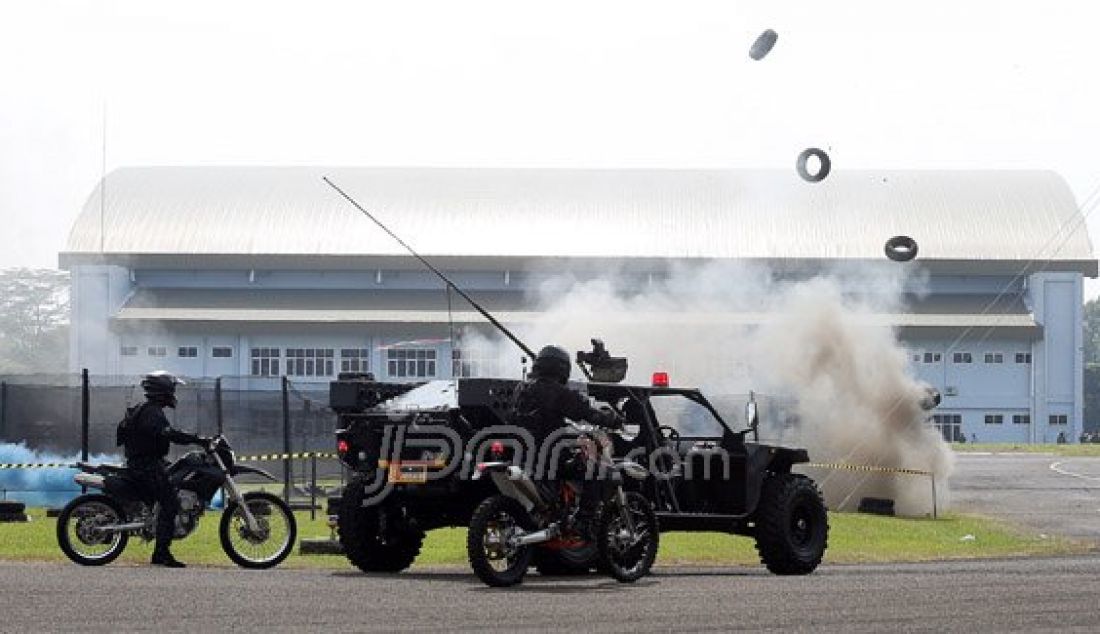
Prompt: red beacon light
<box><xmin>652</xmin><ymin>372</ymin><xmax>670</xmax><ymax>388</ymax></box>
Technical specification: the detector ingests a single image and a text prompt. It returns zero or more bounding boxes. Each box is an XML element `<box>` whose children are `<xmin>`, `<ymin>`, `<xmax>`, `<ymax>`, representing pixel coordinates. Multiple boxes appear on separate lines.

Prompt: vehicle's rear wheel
<box><xmin>532</xmin><ymin>542</ymin><xmax>597</xmax><ymax>575</ymax></box>
<box><xmin>467</xmin><ymin>495</ymin><xmax>534</xmax><ymax>587</ymax></box>
<box><xmin>754</xmin><ymin>473</ymin><xmax>828</xmax><ymax>575</ymax></box>
<box><xmin>338</xmin><ymin>476</ymin><xmax>424</xmax><ymax>573</ymax></box>
<box><xmin>56</xmin><ymin>494</ymin><xmax>129</xmax><ymax>566</ymax></box>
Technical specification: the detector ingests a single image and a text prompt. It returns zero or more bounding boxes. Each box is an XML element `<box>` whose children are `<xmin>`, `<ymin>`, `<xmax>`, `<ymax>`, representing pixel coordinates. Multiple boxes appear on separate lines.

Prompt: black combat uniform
<box><xmin>120</xmin><ymin>372</ymin><xmax>205</xmax><ymax>567</ymax></box>
<box><xmin>510</xmin><ymin>346</ymin><xmax>621</xmax><ymax>534</ymax></box>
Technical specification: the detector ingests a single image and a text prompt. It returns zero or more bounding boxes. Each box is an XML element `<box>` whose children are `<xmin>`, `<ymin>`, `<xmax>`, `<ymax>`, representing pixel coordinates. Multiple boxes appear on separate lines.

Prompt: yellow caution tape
<box><xmin>0</xmin><ymin>452</ymin><xmax>339</xmax><ymax>469</ymax></box>
<box><xmin>803</xmin><ymin>462</ymin><xmax>933</xmax><ymax>477</ymax></box>
<box><xmin>0</xmin><ymin>463</ymin><xmax>73</xmax><ymax>469</ymax></box>
<box><xmin>235</xmin><ymin>452</ymin><xmax>339</xmax><ymax>462</ymax></box>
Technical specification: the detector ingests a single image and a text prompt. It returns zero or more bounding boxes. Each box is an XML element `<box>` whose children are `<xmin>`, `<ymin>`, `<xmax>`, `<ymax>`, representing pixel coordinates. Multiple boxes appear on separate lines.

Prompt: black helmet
<box><xmin>142</xmin><ymin>371</ymin><xmax>184</xmax><ymax>407</ymax></box>
<box><xmin>532</xmin><ymin>345</ymin><xmax>571</xmax><ymax>383</ymax></box>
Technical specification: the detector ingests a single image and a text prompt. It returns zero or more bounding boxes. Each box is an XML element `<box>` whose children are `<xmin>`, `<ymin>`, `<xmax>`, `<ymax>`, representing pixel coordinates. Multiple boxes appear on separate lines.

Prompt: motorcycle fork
<box><xmin>211</xmin><ymin>453</ymin><xmax>261</xmax><ymax>534</ymax></box>
<box><xmin>614</xmin><ymin>486</ymin><xmax>637</xmax><ymax>536</ymax></box>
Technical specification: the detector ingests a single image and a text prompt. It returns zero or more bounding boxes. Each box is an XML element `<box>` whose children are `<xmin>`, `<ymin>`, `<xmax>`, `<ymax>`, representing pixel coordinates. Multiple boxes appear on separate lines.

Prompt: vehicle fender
<box><xmin>743</xmin><ymin>445</ymin><xmax>810</xmax><ymax>515</ymax></box>
<box><xmin>230</xmin><ymin>464</ymin><xmax>279</xmax><ymax>481</ymax></box>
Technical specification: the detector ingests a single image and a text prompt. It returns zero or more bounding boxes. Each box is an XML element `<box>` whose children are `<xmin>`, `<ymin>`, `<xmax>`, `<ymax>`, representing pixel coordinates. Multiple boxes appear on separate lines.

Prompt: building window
<box><xmin>952</xmin><ymin>352</ymin><xmax>972</xmax><ymax>364</ymax></box>
<box><xmin>212</xmin><ymin>346</ymin><xmax>233</xmax><ymax>358</ymax></box>
<box><xmin>178</xmin><ymin>346</ymin><xmax>198</xmax><ymax>358</ymax></box>
<box><xmin>286</xmin><ymin>348</ymin><xmax>335</xmax><ymax>377</ymax></box>
<box><xmin>452</xmin><ymin>348</ymin><xmax>500</xmax><ymax>378</ymax></box>
<box><xmin>984</xmin><ymin>414</ymin><xmax>1004</xmax><ymax>425</ymax></box>
<box><xmin>1012</xmin><ymin>414</ymin><xmax>1031</xmax><ymax>425</ymax></box>
<box><xmin>922</xmin><ymin>352</ymin><xmax>942</xmax><ymax>364</ymax></box>
<box><xmin>1015</xmin><ymin>352</ymin><xmax>1032</xmax><ymax>364</ymax></box>
<box><xmin>1049</xmin><ymin>414</ymin><xmax>1068</xmax><ymax>426</ymax></box>
<box><xmin>250</xmin><ymin>348</ymin><xmax>281</xmax><ymax>377</ymax></box>
<box><xmin>340</xmin><ymin>348</ymin><xmax>371</xmax><ymax>373</ymax></box>
<box><xmin>120</xmin><ymin>346</ymin><xmax>138</xmax><ymax>357</ymax></box>
<box><xmin>983</xmin><ymin>352</ymin><xmax>1003</xmax><ymax>364</ymax></box>
<box><xmin>387</xmin><ymin>348</ymin><xmax>437</xmax><ymax>378</ymax></box>
<box><xmin>930</xmin><ymin>413</ymin><xmax>964</xmax><ymax>442</ymax></box>
<box><xmin>148</xmin><ymin>346</ymin><xmax>167</xmax><ymax>357</ymax></box>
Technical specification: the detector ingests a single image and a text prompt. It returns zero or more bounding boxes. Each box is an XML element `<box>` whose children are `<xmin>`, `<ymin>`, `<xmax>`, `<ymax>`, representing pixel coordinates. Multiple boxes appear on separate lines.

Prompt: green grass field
<box><xmin>0</xmin><ymin>508</ymin><xmax>1088</xmax><ymax>569</ymax></box>
<box><xmin>953</xmin><ymin>443</ymin><xmax>1100</xmax><ymax>457</ymax></box>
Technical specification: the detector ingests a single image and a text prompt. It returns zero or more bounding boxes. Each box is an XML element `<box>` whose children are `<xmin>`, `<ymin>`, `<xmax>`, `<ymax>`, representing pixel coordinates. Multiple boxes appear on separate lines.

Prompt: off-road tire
<box><xmin>467</xmin><ymin>495</ymin><xmax>534</xmax><ymax>587</ymax></box>
<box><xmin>532</xmin><ymin>543</ymin><xmax>597</xmax><ymax>576</ymax></box>
<box><xmin>220</xmin><ymin>491</ymin><xmax>297</xmax><ymax>569</ymax></box>
<box><xmin>338</xmin><ymin>475</ymin><xmax>424</xmax><ymax>573</ymax></box>
<box><xmin>597</xmin><ymin>491</ymin><xmax>659</xmax><ymax>583</ymax></box>
<box><xmin>754</xmin><ymin>473</ymin><xmax>828</xmax><ymax>575</ymax></box>
<box><xmin>56</xmin><ymin>494</ymin><xmax>129</xmax><ymax>566</ymax></box>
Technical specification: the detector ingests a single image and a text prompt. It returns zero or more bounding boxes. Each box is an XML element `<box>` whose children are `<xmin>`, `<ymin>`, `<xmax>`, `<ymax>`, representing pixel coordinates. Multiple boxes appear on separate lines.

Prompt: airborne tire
<box><xmin>753</xmin><ymin>473</ymin><xmax>828</xmax><ymax>575</ymax></box>
<box><xmin>338</xmin><ymin>476</ymin><xmax>424</xmax><ymax>573</ymax></box>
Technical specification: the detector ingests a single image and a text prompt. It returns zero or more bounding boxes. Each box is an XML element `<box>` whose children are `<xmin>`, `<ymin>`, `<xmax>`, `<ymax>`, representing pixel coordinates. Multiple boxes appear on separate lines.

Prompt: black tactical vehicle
<box><xmin>329</xmin><ymin>345</ymin><xmax>829</xmax><ymax>576</ymax></box>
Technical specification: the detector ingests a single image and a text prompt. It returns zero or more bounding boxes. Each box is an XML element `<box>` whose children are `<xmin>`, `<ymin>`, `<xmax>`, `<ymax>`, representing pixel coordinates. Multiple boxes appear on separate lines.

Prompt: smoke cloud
<box><xmin>461</xmin><ymin>260</ymin><xmax>953</xmax><ymax>516</ymax></box>
<box><xmin>0</xmin><ymin>442</ymin><xmax>119</xmax><ymax>508</ymax></box>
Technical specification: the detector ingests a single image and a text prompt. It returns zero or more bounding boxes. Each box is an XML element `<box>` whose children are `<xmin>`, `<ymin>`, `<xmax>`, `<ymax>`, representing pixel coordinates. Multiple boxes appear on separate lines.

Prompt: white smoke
<box><xmin>460</xmin><ymin>260</ymin><xmax>953</xmax><ymax>516</ymax></box>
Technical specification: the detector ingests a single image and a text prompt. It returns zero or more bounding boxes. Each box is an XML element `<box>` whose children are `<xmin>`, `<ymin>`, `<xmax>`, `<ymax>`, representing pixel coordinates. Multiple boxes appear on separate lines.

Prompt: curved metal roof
<box><xmin>62</xmin><ymin>166</ymin><xmax>1095</xmax><ymax>268</ymax></box>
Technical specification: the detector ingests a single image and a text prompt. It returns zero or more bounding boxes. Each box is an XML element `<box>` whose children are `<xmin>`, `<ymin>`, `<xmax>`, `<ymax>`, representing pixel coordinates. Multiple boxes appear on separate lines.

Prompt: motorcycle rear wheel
<box><xmin>597</xmin><ymin>491</ymin><xmax>659</xmax><ymax>583</ymax></box>
<box><xmin>467</xmin><ymin>495</ymin><xmax>534</xmax><ymax>587</ymax></box>
<box><xmin>56</xmin><ymin>494</ymin><xmax>130</xmax><ymax>566</ymax></box>
<box><xmin>220</xmin><ymin>491</ymin><xmax>297</xmax><ymax>569</ymax></box>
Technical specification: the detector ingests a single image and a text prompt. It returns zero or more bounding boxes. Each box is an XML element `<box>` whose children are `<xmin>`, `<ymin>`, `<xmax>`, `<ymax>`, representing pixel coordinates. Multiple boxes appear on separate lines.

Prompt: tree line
<box><xmin>0</xmin><ymin>268</ymin><xmax>69</xmax><ymax>374</ymax></box>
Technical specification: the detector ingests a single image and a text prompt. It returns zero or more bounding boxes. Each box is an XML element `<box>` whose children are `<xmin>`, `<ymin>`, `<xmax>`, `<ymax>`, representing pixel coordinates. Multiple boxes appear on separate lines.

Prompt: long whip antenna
<box><xmin>323</xmin><ymin>176</ymin><xmax>537</xmax><ymax>362</ymax></box>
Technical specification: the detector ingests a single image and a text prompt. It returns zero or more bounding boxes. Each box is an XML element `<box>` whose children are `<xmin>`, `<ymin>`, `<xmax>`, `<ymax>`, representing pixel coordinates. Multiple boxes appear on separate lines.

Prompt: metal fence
<box><xmin>0</xmin><ymin>371</ymin><xmax>345</xmax><ymax>509</ymax></box>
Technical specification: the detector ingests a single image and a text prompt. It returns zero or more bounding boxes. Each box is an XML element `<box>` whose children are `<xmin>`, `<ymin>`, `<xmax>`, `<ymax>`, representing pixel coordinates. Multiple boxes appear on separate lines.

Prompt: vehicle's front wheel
<box><xmin>597</xmin><ymin>491</ymin><xmax>659</xmax><ymax>583</ymax></box>
<box><xmin>467</xmin><ymin>495</ymin><xmax>534</xmax><ymax>587</ymax></box>
<box><xmin>56</xmin><ymin>494</ymin><xmax>129</xmax><ymax>566</ymax></box>
<box><xmin>220</xmin><ymin>491</ymin><xmax>297</xmax><ymax>569</ymax></box>
<box><xmin>338</xmin><ymin>476</ymin><xmax>424</xmax><ymax>573</ymax></box>
<box><xmin>753</xmin><ymin>473</ymin><xmax>828</xmax><ymax>575</ymax></box>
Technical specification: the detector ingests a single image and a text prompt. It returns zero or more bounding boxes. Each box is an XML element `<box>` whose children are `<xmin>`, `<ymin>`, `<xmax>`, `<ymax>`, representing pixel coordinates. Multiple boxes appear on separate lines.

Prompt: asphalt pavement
<box><xmin>951</xmin><ymin>453</ymin><xmax>1100</xmax><ymax>542</ymax></box>
<box><xmin>2</xmin><ymin>556</ymin><xmax>1100</xmax><ymax>632</ymax></box>
<box><xmin>3</xmin><ymin>452</ymin><xmax>1100</xmax><ymax>632</ymax></box>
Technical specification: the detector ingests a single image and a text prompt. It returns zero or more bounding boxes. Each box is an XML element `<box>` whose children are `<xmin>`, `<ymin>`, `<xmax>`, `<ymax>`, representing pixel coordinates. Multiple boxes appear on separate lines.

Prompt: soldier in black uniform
<box><xmin>118</xmin><ymin>371</ymin><xmax>208</xmax><ymax>568</ymax></box>
<box><xmin>510</xmin><ymin>345</ymin><xmax>622</xmax><ymax>536</ymax></box>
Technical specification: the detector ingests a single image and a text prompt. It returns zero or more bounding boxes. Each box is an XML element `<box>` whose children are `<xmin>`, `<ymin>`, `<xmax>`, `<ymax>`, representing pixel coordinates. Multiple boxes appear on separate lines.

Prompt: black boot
<box><xmin>151</xmin><ymin>552</ymin><xmax>186</xmax><ymax>568</ymax></box>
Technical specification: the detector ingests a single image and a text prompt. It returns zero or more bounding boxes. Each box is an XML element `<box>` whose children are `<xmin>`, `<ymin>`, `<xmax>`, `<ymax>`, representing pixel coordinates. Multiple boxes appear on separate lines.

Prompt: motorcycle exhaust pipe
<box><xmin>515</xmin><ymin>524</ymin><xmax>561</xmax><ymax>546</ymax></box>
<box><xmin>74</xmin><ymin>473</ymin><xmax>105</xmax><ymax>489</ymax></box>
<box><xmin>97</xmin><ymin>522</ymin><xmax>145</xmax><ymax>533</ymax></box>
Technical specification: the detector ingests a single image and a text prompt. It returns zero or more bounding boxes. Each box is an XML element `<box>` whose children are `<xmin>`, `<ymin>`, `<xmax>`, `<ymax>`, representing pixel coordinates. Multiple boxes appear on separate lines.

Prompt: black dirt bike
<box><xmin>467</xmin><ymin>426</ymin><xmax>659</xmax><ymax>587</ymax></box>
<box><xmin>56</xmin><ymin>434</ymin><xmax>296</xmax><ymax>569</ymax></box>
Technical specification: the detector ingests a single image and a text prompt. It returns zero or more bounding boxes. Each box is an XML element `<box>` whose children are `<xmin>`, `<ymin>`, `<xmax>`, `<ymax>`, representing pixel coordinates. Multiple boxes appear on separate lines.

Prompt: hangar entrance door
<box><xmin>931</xmin><ymin>413</ymin><xmax>963</xmax><ymax>443</ymax></box>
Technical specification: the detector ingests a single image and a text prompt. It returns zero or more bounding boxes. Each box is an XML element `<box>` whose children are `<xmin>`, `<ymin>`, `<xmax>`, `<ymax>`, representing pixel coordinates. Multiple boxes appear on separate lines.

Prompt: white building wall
<box><xmin>68</xmin><ymin>264</ymin><xmax>1090</xmax><ymax>443</ymax></box>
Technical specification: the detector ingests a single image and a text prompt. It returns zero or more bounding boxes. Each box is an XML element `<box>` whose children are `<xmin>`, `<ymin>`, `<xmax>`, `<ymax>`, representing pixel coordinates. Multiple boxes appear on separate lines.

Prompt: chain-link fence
<box><xmin>0</xmin><ymin>371</ymin><xmax>345</xmax><ymax>509</ymax></box>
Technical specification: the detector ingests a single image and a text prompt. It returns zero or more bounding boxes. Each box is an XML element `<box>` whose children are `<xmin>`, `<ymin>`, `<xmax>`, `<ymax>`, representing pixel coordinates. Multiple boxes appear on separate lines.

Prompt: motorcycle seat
<box><xmin>76</xmin><ymin>461</ymin><xmax>127</xmax><ymax>474</ymax></box>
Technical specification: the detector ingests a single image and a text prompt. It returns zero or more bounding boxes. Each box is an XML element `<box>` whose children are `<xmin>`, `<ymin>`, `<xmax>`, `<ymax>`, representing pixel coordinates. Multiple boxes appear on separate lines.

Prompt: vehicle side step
<box><xmin>656</xmin><ymin>512</ymin><xmax>750</xmax><ymax>532</ymax></box>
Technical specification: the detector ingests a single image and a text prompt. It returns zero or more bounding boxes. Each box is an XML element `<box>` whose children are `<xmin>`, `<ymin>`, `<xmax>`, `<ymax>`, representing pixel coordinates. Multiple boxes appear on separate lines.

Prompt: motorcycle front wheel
<box><xmin>467</xmin><ymin>495</ymin><xmax>535</xmax><ymax>587</ymax></box>
<box><xmin>219</xmin><ymin>491</ymin><xmax>297</xmax><ymax>569</ymax></box>
<box><xmin>597</xmin><ymin>491</ymin><xmax>659</xmax><ymax>583</ymax></box>
<box><xmin>56</xmin><ymin>494</ymin><xmax>130</xmax><ymax>566</ymax></box>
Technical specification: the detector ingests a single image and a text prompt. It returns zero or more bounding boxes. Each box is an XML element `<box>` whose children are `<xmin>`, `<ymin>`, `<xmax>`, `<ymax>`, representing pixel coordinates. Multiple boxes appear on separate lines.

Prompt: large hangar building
<box><xmin>61</xmin><ymin>167</ymin><xmax>1096</xmax><ymax>443</ymax></box>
